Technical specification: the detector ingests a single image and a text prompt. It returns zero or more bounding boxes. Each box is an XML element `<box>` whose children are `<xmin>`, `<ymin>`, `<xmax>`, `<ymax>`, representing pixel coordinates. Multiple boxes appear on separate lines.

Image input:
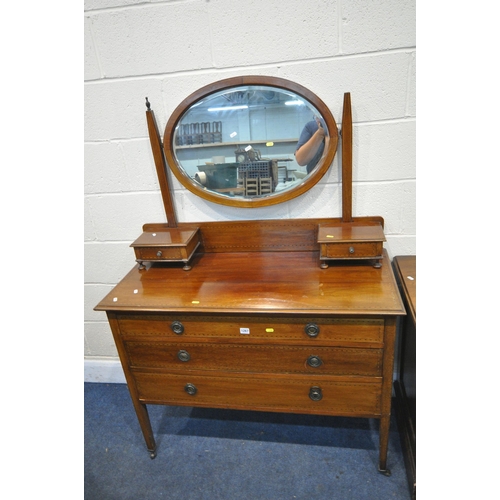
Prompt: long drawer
<box><xmin>133</xmin><ymin>371</ymin><xmax>382</xmax><ymax>416</ymax></box>
<box><xmin>124</xmin><ymin>341</ymin><xmax>383</xmax><ymax>376</ymax></box>
<box><xmin>117</xmin><ymin>314</ymin><xmax>384</xmax><ymax>346</ymax></box>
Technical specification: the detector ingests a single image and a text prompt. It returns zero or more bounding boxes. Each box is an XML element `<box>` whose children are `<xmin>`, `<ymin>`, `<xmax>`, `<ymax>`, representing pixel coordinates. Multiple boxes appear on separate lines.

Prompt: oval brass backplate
<box><xmin>305</xmin><ymin>323</ymin><xmax>320</xmax><ymax>338</ymax></box>
<box><xmin>184</xmin><ymin>383</ymin><xmax>197</xmax><ymax>396</ymax></box>
<box><xmin>177</xmin><ymin>350</ymin><xmax>191</xmax><ymax>362</ymax></box>
<box><xmin>307</xmin><ymin>355</ymin><xmax>323</xmax><ymax>368</ymax></box>
<box><xmin>309</xmin><ymin>386</ymin><xmax>323</xmax><ymax>401</ymax></box>
<box><xmin>171</xmin><ymin>321</ymin><xmax>184</xmax><ymax>335</ymax></box>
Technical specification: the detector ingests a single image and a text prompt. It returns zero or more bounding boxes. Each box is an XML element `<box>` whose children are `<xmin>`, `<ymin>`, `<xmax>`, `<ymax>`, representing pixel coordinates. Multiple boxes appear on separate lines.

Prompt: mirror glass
<box><xmin>164</xmin><ymin>77</ymin><xmax>338</xmax><ymax>207</ymax></box>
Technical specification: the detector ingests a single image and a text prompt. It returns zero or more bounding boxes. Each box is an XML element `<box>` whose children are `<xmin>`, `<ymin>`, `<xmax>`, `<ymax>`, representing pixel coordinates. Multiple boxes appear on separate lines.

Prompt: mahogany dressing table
<box><xmin>95</xmin><ymin>77</ymin><xmax>405</xmax><ymax>475</ymax></box>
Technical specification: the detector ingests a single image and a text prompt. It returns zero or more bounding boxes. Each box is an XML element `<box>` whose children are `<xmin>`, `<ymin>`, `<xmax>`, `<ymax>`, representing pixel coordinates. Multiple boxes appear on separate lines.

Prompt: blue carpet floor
<box><xmin>84</xmin><ymin>382</ymin><xmax>411</xmax><ymax>500</ymax></box>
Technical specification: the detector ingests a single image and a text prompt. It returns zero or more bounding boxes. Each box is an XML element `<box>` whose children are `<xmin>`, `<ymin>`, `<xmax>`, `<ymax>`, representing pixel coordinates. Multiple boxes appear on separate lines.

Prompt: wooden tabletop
<box><xmin>95</xmin><ymin>250</ymin><xmax>405</xmax><ymax>317</ymax></box>
<box><xmin>392</xmin><ymin>256</ymin><xmax>416</xmax><ymax>323</ymax></box>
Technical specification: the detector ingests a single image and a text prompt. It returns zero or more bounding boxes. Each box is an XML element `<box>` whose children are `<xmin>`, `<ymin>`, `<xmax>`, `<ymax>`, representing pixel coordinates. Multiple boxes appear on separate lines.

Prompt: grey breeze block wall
<box><xmin>84</xmin><ymin>0</ymin><xmax>416</xmax><ymax>381</ymax></box>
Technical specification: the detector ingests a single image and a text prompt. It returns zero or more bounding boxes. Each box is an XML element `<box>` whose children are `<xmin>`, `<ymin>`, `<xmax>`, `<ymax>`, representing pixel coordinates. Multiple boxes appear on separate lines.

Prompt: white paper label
<box><xmin>240</xmin><ymin>328</ymin><xmax>250</xmax><ymax>334</ymax></box>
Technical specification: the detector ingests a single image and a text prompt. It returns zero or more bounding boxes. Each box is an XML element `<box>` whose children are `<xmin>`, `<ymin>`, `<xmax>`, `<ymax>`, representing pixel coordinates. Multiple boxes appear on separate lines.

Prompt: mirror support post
<box><xmin>341</xmin><ymin>93</ymin><xmax>353</xmax><ymax>223</ymax></box>
<box><xmin>145</xmin><ymin>98</ymin><xmax>178</xmax><ymax>228</ymax></box>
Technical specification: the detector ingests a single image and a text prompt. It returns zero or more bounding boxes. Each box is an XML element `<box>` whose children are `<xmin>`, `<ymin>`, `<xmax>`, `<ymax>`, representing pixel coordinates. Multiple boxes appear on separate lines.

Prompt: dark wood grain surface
<box><xmin>393</xmin><ymin>256</ymin><xmax>416</xmax><ymax>323</ymax></box>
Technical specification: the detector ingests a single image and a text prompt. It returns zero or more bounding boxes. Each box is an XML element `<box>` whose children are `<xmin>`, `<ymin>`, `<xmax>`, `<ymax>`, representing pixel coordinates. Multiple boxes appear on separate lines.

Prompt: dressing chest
<box><xmin>94</xmin><ymin>77</ymin><xmax>406</xmax><ymax>475</ymax></box>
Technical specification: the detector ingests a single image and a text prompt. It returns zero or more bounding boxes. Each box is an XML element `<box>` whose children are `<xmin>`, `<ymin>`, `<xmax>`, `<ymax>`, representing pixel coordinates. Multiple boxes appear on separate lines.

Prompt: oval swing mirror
<box><xmin>163</xmin><ymin>76</ymin><xmax>338</xmax><ymax>208</ymax></box>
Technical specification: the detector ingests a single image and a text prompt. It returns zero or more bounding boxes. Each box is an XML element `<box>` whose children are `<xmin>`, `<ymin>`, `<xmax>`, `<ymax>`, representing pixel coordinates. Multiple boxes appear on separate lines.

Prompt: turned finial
<box><xmin>145</xmin><ymin>97</ymin><xmax>151</xmax><ymax>110</ymax></box>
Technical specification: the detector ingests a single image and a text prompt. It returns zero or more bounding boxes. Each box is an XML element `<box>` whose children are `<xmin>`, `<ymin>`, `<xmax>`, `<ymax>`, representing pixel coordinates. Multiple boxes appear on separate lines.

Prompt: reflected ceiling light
<box><xmin>284</xmin><ymin>100</ymin><xmax>304</xmax><ymax>106</ymax></box>
<box><xmin>207</xmin><ymin>105</ymin><xmax>249</xmax><ymax>112</ymax></box>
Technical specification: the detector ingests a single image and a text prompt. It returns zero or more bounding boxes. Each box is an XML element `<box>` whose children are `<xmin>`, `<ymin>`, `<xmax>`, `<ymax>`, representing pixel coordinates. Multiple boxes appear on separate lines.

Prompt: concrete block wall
<box><xmin>84</xmin><ymin>0</ymin><xmax>416</xmax><ymax>382</ymax></box>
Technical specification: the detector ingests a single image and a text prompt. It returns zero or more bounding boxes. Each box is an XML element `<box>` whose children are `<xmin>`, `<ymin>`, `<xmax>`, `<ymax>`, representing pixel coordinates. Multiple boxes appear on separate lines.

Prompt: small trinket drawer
<box><xmin>317</xmin><ymin>223</ymin><xmax>386</xmax><ymax>268</ymax></box>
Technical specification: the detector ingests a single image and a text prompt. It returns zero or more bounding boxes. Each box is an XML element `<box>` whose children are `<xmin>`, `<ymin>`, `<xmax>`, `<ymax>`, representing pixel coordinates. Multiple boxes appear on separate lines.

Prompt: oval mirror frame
<box><xmin>163</xmin><ymin>76</ymin><xmax>338</xmax><ymax>208</ymax></box>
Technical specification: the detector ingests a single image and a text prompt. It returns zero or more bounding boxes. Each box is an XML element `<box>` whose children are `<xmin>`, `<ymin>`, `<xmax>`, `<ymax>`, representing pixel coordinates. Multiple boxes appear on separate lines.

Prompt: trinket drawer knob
<box><xmin>156</xmin><ymin>250</ymin><xmax>163</xmax><ymax>257</ymax></box>
<box><xmin>184</xmin><ymin>383</ymin><xmax>197</xmax><ymax>396</ymax></box>
<box><xmin>307</xmin><ymin>355</ymin><xmax>323</xmax><ymax>368</ymax></box>
<box><xmin>309</xmin><ymin>386</ymin><xmax>323</xmax><ymax>401</ymax></box>
<box><xmin>171</xmin><ymin>321</ymin><xmax>184</xmax><ymax>335</ymax></box>
<box><xmin>349</xmin><ymin>246</ymin><xmax>355</xmax><ymax>254</ymax></box>
<box><xmin>305</xmin><ymin>323</ymin><xmax>320</xmax><ymax>338</ymax></box>
<box><xmin>177</xmin><ymin>350</ymin><xmax>191</xmax><ymax>362</ymax></box>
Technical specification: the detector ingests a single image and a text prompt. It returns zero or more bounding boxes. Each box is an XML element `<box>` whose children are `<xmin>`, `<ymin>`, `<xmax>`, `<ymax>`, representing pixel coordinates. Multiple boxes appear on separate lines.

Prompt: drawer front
<box><xmin>135</xmin><ymin>246</ymin><xmax>184</xmax><ymax>261</ymax></box>
<box><xmin>320</xmin><ymin>241</ymin><xmax>383</xmax><ymax>259</ymax></box>
<box><xmin>117</xmin><ymin>314</ymin><xmax>384</xmax><ymax>345</ymax></box>
<box><xmin>124</xmin><ymin>341</ymin><xmax>383</xmax><ymax>376</ymax></box>
<box><xmin>133</xmin><ymin>372</ymin><xmax>382</xmax><ymax>416</ymax></box>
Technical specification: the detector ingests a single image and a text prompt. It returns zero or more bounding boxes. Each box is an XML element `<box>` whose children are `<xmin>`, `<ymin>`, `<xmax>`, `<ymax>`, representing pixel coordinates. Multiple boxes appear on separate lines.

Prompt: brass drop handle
<box><xmin>349</xmin><ymin>246</ymin><xmax>355</xmax><ymax>254</ymax></box>
<box><xmin>307</xmin><ymin>355</ymin><xmax>323</xmax><ymax>368</ymax></box>
<box><xmin>157</xmin><ymin>250</ymin><xmax>163</xmax><ymax>257</ymax></box>
<box><xmin>309</xmin><ymin>386</ymin><xmax>323</xmax><ymax>401</ymax></box>
<box><xmin>171</xmin><ymin>321</ymin><xmax>184</xmax><ymax>335</ymax></box>
<box><xmin>184</xmin><ymin>383</ymin><xmax>197</xmax><ymax>396</ymax></box>
<box><xmin>177</xmin><ymin>350</ymin><xmax>191</xmax><ymax>362</ymax></box>
<box><xmin>305</xmin><ymin>323</ymin><xmax>320</xmax><ymax>338</ymax></box>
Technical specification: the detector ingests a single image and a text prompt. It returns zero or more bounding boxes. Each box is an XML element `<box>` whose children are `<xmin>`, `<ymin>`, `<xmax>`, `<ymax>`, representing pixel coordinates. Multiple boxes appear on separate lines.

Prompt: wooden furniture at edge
<box><xmin>392</xmin><ymin>256</ymin><xmax>416</xmax><ymax>498</ymax></box>
<box><xmin>94</xmin><ymin>83</ymin><xmax>406</xmax><ymax>476</ymax></box>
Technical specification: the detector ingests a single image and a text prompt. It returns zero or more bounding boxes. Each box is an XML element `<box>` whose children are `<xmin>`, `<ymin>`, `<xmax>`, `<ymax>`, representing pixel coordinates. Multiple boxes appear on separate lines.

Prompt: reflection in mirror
<box><xmin>176</xmin><ymin>86</ymin><xmax>325</xmax><ymax>196</ymax></box>
<box><xmin>164</xmin><ymin>77</ymin><xmax>338</xmax><ymax>207</ymax></box>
